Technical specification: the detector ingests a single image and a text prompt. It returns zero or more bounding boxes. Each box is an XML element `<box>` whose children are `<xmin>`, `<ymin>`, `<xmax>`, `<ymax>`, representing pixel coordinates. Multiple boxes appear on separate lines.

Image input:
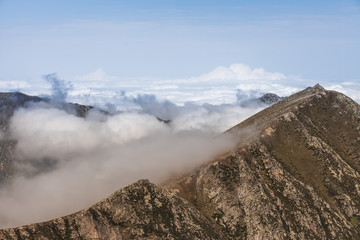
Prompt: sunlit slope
<box><xmin>172</xmin><ymin>85</ymin><xmax>360</xmax><ymax>239</ymax></box>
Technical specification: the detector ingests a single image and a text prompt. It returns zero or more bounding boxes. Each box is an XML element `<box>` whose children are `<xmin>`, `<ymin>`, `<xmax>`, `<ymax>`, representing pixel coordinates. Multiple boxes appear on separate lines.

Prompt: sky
<box><xmin>0</xmin><ymin>0</ymin><xmax>360</xmax><ymax>104</ymax></box>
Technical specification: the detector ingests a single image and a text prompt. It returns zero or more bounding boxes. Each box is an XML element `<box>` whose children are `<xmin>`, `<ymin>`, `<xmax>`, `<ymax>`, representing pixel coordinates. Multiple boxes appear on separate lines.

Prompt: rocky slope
<box><xmin>172</xmin><ymin>84</ymin><xmax>360</xmax><ymax>239</ymax></box>
<box><xmin>0</xmin><ymin>85</ymin><xmax>359</xmax><ymax>239</ymax></box>
<box><xmin>0</xmin><ymin>180</ymin><xmax>228</xmax><ymax>240</ymax></box>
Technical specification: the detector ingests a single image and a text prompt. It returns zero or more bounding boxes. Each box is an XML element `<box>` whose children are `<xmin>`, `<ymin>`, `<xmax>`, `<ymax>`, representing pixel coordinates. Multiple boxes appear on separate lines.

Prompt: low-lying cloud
<box><xmin>2</xmin><ymin>63</ymin><xmax>358</xmax><ymax>228</ymax></box>
<box><xmin>0</xmin><ymin>89</ymin><xmax>265</xmax><ymax>228</ymax></box>
<box><xmin>63</xmin><ymin>63</ymin><xmax>304</xmax><ymax>106</ymax></box>
<box><xmin>5</xmin><ymin>64</ymin><xmax>358</xmax><ymax>228</ymax></box>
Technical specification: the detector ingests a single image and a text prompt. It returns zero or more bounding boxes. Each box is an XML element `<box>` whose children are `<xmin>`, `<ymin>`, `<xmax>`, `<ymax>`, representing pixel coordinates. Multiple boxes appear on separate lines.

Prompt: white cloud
<box><xmin>9</xmin><ymin>63</ymin><xmax>360</xmax><ymax>108</ymax></box>
<box><xmin>63</xmin><ymin>64</ymin><xmax>307</xmax><ymax>108</ymax></box>
<box><xmin>186</xmin><ymin>63</ymin><xmax>287</xmax><ymax>83</ymax></box>
<box><xmin>74</xmin><ymin>68</ymin><xmax>117</xmax><ymax>82</ymax></box>
<box><xmin>0</xmin><ymin>100</ymin><xmax>257</xmax><ymax>227</ymax></box>
<box><xmin>0</xmin><ymin>80</ymin><xmax>31</xmax><ymax>89</ymax></box>
<box><xmin>147</xmin><ymin>85</ymin><xmax>179</xmax><ymax>90</ymax></box>
<box><xmin>325</xmin><ymin>81</ymin><xmax>360</xmax><ymax>102</ymax></box>
<box><xmin>235</xmin><ymin>83</ymin><xmax>301</xmax><ymax>97</ymax></box>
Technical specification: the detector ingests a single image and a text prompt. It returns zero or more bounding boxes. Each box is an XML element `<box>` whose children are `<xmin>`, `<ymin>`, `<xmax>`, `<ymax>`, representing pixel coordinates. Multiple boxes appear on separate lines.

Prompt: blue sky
<box><xmin>0</xmin><ymin>0</ymin><xmax>359</xmax><ymax>103</ymax></box>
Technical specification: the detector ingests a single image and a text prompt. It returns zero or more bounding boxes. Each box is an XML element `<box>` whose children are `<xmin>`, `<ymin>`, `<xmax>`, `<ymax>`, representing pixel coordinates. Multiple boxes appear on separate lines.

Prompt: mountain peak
<box><xmin>313</xmin><ymin>83</ymin><xmax>325</xmax><ymax>91</ymax></box>
<box><xmin>258</xmin><ymin>93</ymin><xmax>283</xmax><ymax>104</ymax></box>
<box><xmin>304</xmin><ymin>83</ymin><xmax>326</xmax><ymax>95</ymax></box>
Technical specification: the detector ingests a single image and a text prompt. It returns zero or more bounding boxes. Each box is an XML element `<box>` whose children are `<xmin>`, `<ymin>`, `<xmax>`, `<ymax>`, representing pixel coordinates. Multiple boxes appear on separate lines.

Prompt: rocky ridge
<box><xmin>172</xmin><ymin>84</ymin><xmax>360</xmax><ymax>239</ymax></box>
<box><xmin>0</xmin><ymin>180</ymin><xmax>227</xmax><ymax>240</ymax></box>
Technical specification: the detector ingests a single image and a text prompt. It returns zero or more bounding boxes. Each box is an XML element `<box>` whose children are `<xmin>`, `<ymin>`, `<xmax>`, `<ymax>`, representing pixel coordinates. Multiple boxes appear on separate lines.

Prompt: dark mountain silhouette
<box><xmin>238</xmin><ymin>92</ymin><xmax>284</xmax><ymax>108</ymax></box>
<box><xmin>258</xmin><ymin>93</ymin><xmax>284</xmax><ymax>104</ymax></box>
<box><xmin>0</xmin><ymin>85</ymin><xmax>359</xmax><ymax>239</ymax></box>
<box><xmin>0</xmin><ymin>92</ymin><xmax>94</xmax><ymax>129</ymax></box>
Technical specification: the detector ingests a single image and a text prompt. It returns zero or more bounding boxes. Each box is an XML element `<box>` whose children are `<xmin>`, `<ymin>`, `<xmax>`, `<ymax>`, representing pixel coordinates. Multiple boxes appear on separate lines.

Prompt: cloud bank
<box><xmin>7</xmin><ymin>63</ymin><xmax>359</xmax><ymax>107</ymax></box>
<box><xmin>0</xmin><ymin>87</ymin><xmax>265</xmax><ymax>228</ymax></box>
<box><xmin>0</xmin><ymin>63</ymin><xmax>359</xmax><ymax>228</ymax></box>
<box><xmin>74</xmin><ymin>68</ymin><xmax>116</xmax><ymax>82</ymax></box>
<box><xmin>0</xmin><ymin>81</ymin><xmax>31</xmax><ymax>90</ymax></box>
<box><xmin>189</xmin><ymin>63</ymin><xmax>286</xmax><ymax>83</ymax></box>
<box><xmin>61</xmin><ymin>63</ymin><xmax>305</xmax><ymax>107</ymax></box>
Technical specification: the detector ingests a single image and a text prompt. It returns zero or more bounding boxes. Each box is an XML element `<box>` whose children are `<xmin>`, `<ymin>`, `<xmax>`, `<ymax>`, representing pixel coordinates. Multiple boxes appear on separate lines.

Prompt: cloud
<box><xmin>74</xmin><ymin>68</ymin><xmax>117</xmax><ymax>82</ymax></box>
<box><xmin>43</xmin><ymin>73</ymin><xmax>73</xmax><ymax>102</ymax></box>
<box><xmin>0</xmin><ymin>97</ymin><xmax>258</xmax><ymax>228</ymax></box>
<box><xmin>235</xmin><ymin>83</ymin><xmax>301</xmax><ymax>98</ymax></box>
<box><xmin>0</xmin><ymin>80</ymin><xmax>31</xmax><ymax>89</ymax></box>
<box><xmin>11</xmin><ymin>107</ymin><xmax>168</xmax><ymax>162</ymax></box>
<box><xmin>13</xmin><ymin>63</ymin><xmax>359</xmax><ymax>109</ymax></box>
<box><xmin>325</xmin><ymin>81</ymin><xmax>360</xmax><ymax>103</ymax></box>
<box><xmin>186</xmin><ymin>63</ymin><xmax>287</xmax><ymax>83</ymax></box>
<box><xmin>106</xmin><ymin>91</ymin><xmax>266</xmax><ymax>133</ymax></box>
<box><xmin>63</xmin><ymin>63</ymin><xmax>299</xmax><ymax>108</ymax></box>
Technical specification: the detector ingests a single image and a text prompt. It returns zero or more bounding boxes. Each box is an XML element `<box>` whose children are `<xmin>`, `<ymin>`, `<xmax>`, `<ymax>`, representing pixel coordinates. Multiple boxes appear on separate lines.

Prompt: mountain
<box><xmin>258</xmin><ymin>93</ymin><xmax>284</xmax><ymax>104</ymax></box>
<box><xmin>239</xmin><ymin>92</ymin><xmax>283</xmax><ymax>108</ymax></box>
<box><xmin>0</xmin><ymin>180</ymin><xmax>227</xmax><ymax>239</ymax></box>
<box><xmin>0</xmin><ymin>85</ymin><xmax>359</xmax><ymax>239</ymax></box>
<box><xmin>171</xmin><ymin>84</ymin><xmax>360</xmax><ymax>239</ymax></box>
<box><xmin>0</xmin><ymin>92</ymin><xmax>94</xmax><ymax>129</ymax></box>
<box><xmin>0</xmin><ymin>92</ymin><xmax>43</xmax><ymax>130</ymax></box>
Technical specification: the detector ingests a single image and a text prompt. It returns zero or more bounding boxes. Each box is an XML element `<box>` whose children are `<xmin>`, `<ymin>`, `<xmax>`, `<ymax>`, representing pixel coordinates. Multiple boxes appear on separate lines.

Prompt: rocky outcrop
<box><xmin>0</xmin><ymin>180</ymin><xmax>228</xmax><ymax>240</ymax></box>
<box><xmin>0</xmin><ymin>85</ymin><xmax>359</xmax><ymax>239</ymax></box>
<box><xmin>258</xmin><ymin>93</ymin><xmax>283</xmax><ymax>104</ymax></box>
<box><xmin>0</xmin><ymin>92</ymin><xmax>96</xmax><ymax>130</ymax></box>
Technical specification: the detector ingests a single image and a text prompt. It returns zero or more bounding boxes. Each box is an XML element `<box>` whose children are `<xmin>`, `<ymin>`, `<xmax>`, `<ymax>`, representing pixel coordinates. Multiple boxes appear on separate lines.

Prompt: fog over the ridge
<box><xmin>0</xmin><ymin>75</ymin><xmax>267</xmax><ymax>228</ymax></box>
<box><xmin>44</xmin><ymin>73</ymin><xmax>73</xmax><ymax>102</ymax></box>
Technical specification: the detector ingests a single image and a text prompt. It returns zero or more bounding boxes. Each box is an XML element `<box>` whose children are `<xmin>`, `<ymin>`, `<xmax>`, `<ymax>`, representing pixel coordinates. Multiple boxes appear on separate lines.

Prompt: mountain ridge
<box><xmin>0</xmin><ymin>85</ymin><xmax>359</xmax><ymax>239</ymax></box>
<box><xmin>0</xmin><ymin>179</ymin><xmax>229</xmax><ymax>239</ymax></box>
<box><xmin>170</xmin><ymin>84</ymin><xmax>360</xmax><ymax>239</ymax></box>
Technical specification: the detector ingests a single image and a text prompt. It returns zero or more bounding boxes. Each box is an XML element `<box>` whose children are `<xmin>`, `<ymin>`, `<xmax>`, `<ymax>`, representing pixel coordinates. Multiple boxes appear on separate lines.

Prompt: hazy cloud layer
<box><xmin>74</xmin><ymin>68</ymin><xmax>116</xmax><ymax>82</ymax></box>
<box><xmin>188</xmin><ymin>63</ymin><xmax>287</xmax><ymax>82</ymax></box>
<box><xmin>5</xmin><ymin>63</ymin><xmax>359</xmax><ymax>106</ymax></box>
<box><xmin>0</xmin><ymin>80</ymin><xmax>31</xmax><ymax>90</ymax></box>
<box><xmin>325</xmin><ymin>81</ymin><xmax>360</xmax><ymax>103</ymax></box>
<box><xmin>0</xmin><ymin>90</ymin><xmax>264</xmax><ymax>228</ymax></box>
<box><xmin>0</xmin><ymin>63</ymin><xmax>359</xmax><ymax>228</ymax></box>
<box><xmin>66</xmin><ymin>64</ymin><xmax>360</xmax><ymax>106</ymax></box>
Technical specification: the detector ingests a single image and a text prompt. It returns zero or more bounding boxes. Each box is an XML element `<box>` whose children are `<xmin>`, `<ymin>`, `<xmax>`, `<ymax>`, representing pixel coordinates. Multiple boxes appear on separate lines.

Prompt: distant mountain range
<box><xmin>0</xmin><ymin>92</ymin><xmax>94</xmax><ymax>129</ymax></box>
<box><xmin>0</xmin><ymin>85</ymin><xmax>359</xmax><ymax>239</ymax></box>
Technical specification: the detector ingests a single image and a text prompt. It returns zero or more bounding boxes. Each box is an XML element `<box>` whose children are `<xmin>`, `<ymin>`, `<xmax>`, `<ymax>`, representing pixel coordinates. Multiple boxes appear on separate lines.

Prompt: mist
<box><xmin>43</xmin><ymin>73</ymin><xmax>73</xmax><ymax>103</ymax></box>
<box><xmin>0</xmin><ymin>86</ymin><xmax>266</xmax><ymax>228</ymax></box>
